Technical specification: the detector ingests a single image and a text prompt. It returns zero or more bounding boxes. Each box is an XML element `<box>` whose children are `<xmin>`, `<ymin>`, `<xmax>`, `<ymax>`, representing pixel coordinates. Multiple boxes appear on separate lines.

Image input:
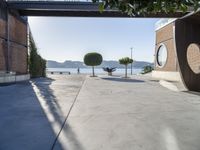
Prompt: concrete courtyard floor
<box><xmin>0</xmin><ymin>74</ymin><xmax>200</xmax><ymax>150</ymax></box>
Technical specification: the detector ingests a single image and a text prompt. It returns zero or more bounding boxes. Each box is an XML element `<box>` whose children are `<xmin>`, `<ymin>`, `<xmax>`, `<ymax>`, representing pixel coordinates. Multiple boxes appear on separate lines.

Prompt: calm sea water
<box><xmin>47</xmin><ymin>68</ymin><xmax>142</xmax><ymax>75</ymax></box>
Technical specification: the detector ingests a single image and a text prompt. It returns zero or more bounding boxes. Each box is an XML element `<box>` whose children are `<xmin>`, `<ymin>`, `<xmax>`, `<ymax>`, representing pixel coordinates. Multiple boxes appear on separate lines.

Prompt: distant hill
<box><xmin>47</xmin><ymin>60</ymin><xmax>154</xmax><ymax>69</ymax></box>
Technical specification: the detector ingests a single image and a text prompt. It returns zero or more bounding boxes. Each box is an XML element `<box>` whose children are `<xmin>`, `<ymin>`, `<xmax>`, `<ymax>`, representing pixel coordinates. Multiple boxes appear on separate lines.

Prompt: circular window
<box><xmin>187</xmin><ymin>43</ymin><xmax>200</xmax><ymax>74</ymax></box>
<box><xmin>157</xmin><ymin>44</ymin><xmax>168</xmax><ymax>67</ymax></box>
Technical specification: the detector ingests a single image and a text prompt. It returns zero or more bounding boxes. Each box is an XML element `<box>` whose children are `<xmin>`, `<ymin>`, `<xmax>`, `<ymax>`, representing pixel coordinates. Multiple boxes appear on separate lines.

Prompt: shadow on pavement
<box><xmin>101</xmin><ymin>77</ymin><xmax>145</xmax><ymax>83</ymax></box>
<box><xmin>0</xmin><ymin>76</ymin><xmax>85</xmax><ymax>150</ymax></box>
<box><xmin>0</xmin><ymin>80</ymin><xmax>63</xmax><ymax>150</ymax></box>
<box><xmin>31</xmin><ymin>77</ymin><xmax>85</xmax><ymax>150</ymax></box>
<box><xmin>184</xmin><ymin>91</ymin><xmax>200</xmax><ymax>96</ymax></box>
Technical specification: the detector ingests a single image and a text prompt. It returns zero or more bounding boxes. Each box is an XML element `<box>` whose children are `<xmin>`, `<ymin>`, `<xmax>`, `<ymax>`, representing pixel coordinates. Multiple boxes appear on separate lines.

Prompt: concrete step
<box><xmin>0</xmin><ymin>74</ymin><xmax>30</xmax><ymax>84</ymax></box>
<box><xmin>0</xmin><ymin>71</ymin><xmax>16</xmax><ymax>77</ymax></box>
<box><xmin>159</xmin><ymin>80</ymin><xmax>188</xmax><ymax>92</ymax></box>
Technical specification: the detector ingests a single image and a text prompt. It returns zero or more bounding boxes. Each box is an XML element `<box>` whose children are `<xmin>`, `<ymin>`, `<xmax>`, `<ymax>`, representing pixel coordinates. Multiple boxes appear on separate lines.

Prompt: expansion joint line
<box><xmin>51</xmin><ymin>77</ymin><xmax>86</xmax><ymax>150</ymax></box>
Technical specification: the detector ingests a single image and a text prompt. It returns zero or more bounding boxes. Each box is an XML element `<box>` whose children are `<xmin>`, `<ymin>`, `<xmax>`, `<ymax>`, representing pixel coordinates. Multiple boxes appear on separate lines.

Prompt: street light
<box><xmin>130</xmin><ymin>47</ymin><xmax>133</xmax><ymax>75</ymax></box>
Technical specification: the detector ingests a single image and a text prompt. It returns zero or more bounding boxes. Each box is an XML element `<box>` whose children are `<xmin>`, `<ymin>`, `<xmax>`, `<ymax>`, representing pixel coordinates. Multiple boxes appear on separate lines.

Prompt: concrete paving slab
<box><xmin>1</xmin><ymin>74</ymin><xmax>200</xmax><ymax>150</ymax></box>
<box><xmin>0</xmin><ymin>81</ymin><xmax>60</xmax><ymax>150</ymax></box>
<box><xmin>54</xmin><ymin>75</ymin><xmax>200</xmax><ymax>150</ymax></box>
<box><xmin>0</xmin><ymin>75</ymin><xmax>85</xmax><ymax>150</ymax></box>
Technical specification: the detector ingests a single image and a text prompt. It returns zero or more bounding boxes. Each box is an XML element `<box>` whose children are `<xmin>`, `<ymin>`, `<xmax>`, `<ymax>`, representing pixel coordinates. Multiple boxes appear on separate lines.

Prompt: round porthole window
<box><xmin>187</xmin><ymin>43</ymin><xmax>200</xmax><ymax>74</ymax></box>
<box><xmin>157</xmin><ymin>44</ymin><xmax>168</xmax><ymax>67</ymax></box>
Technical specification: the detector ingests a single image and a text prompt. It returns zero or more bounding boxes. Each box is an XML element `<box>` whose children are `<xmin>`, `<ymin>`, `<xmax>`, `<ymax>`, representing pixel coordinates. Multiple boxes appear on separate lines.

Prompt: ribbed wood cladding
<box><xmin>175</xmin><ymin>18</ymin><xmax>200</xmax><ymax>92</ymax></box>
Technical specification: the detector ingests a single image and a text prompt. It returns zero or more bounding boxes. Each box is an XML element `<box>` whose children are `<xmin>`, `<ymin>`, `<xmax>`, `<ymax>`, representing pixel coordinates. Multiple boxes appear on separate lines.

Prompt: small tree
<box><xmin>119</xmin><ymin>57</ymin><xmax>133</xmax><ymax>78</ymax></box>
<box><xmin>84</xmin><ymin>52</ymin><xmax>103</xmax><ymax>77</ymax></box>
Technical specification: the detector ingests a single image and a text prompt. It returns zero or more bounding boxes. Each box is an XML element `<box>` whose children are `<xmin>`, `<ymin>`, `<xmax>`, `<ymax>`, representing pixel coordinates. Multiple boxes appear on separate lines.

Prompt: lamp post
<box><xmin>130</xmin><ymin>47</ymin><xmax>133</xmax><ymax>75</ymax></box>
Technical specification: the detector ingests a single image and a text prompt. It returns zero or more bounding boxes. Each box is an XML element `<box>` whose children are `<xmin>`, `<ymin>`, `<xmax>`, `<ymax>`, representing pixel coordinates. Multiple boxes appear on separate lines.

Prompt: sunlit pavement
<box><xmin>1</xmin><ymin>74</ymin><xmax>200</xmax><ymax>150</ymax></box>
<box><xmin>0</xmin><ymin>75</ymin><xmax>85</xmax><ymax>150</ymax></box>
<box><xmin>54</xmin><ymin>75</ymin><xmax>200</xmax><ymax>150</ymax></box>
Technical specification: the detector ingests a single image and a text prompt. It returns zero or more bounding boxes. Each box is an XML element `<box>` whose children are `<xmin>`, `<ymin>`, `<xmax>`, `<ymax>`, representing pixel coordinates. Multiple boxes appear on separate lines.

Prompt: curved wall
<box><xmin>154</xmin><ymin>15</ymin><xmax>200</xmax><ymax>92</ymax></box>
<box><xmin>175</xmin><ymin>18</ymin><xmax>200</xmax><ymax>92</ymax></box>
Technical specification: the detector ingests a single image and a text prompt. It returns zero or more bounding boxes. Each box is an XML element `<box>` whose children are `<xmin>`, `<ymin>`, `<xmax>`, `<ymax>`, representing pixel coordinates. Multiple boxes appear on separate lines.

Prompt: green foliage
<box><xmin>84</xmin><ymin>52</ymin><xmax>103</xmax><ymax>77</ymax></box>
<box><xmin>119</xmin><ymin>57</ymin><xmax>133</xmax><ymax>78</ymax></box>
<box><xmin>142</xmin><ymin>65</ymin><xmax>154</xmax><ymax>74</ymax></box>
<box><xmin>119</xmin><ymin>57</ymin><xmax>133</xmax><ymax>65</ymax></box>
<box><xmin>29</xmin><ymin>31</ymin><xmax>46</xmax><ymax>78</ymax></box>
<box><xmin>93</xmin><ymin>0</ymin><xmax>199</xmax><ymax>16</ymax></box>
<box><xmin>84</xmin><ymin>52</ymin><xmax>103</xmax><ymax>67</ymax></box>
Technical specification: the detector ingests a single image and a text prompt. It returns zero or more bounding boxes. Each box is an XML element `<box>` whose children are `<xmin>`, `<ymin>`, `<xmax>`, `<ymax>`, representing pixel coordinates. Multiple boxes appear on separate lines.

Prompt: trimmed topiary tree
<box><xmin>84</xmin><ymin>52</ymin><xmax>103</xmax><ymax>77</ymax></box>
<box><xmin>119</xmin><ymin>57</ymin><xmax>133</xmax><ymax>78</ymax></box>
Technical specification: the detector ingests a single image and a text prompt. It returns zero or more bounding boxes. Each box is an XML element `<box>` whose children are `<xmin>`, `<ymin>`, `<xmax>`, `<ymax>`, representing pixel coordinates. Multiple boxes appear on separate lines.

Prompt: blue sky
<box><xmin>28</xmin><ymin>17</ymin><xmax>159</xmax><ymax>62</ymax></box>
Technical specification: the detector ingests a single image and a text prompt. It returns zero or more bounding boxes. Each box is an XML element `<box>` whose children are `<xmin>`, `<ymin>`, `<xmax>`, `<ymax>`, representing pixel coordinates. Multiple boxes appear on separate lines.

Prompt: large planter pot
<box><xmin>108</xmin><ymin>72</ymin><xmax>112</xmax><ymax>76</ymax></box>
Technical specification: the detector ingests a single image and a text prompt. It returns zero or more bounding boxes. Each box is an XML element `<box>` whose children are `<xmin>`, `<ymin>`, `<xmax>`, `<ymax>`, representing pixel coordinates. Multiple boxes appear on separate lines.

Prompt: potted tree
<box><xmin>119</xmin><ymin>57</ymin><xmax>133</xmax><ymax>78</ymax></box>
<box><xmin>84</xmin><ymin>52</ymin><xmax>103</xmax><ymax>77</ymax></box>
<box><xmin>103</xmin><ymin>67</ymin><xmax>116</xmax><ymax>76</ymax></box>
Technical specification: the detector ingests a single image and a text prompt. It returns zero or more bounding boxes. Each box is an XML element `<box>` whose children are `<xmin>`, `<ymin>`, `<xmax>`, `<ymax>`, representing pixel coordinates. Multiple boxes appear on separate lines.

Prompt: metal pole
<box><xmin>130</xmin><ymin>47</ymin><xmax>133</xmax><ymax>75</ymax></box>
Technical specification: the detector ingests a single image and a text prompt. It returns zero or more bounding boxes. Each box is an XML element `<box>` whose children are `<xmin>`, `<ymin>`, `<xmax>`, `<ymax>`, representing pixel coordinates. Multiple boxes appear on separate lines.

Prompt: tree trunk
<box><xmin>92</xmin><ymin>66</ymin><xmax>95</xmax><ymax>77</ymax></box>
<box><xmin>125</xmin><ymin>65</ymin><xmax>127</xmax><ymax>78</ymax></box>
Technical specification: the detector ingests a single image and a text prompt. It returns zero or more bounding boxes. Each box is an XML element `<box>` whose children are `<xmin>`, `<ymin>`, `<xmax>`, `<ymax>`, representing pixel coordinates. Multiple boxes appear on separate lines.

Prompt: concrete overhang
<box><xmin>7</xmin><ymin>1</ymin><xmax>191</xmax><ymax>17</ymax></box>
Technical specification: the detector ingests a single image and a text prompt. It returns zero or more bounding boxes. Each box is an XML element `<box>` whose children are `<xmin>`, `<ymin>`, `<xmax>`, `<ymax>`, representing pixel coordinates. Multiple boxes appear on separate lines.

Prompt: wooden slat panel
<box><xmin>175</xmin><ymin>19</ymin><xmax>200</xmax><ymax>92</ymax></box>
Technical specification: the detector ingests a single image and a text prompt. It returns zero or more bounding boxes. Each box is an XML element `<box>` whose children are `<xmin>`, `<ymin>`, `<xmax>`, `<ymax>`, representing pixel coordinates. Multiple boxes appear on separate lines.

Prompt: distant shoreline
<box><xmin>47</xmin><ymin>60</ymin><xmax>153</xmax><ymax>69</ymax></box>
<box><xmin>46</xmin><ymin>67</ymin><xmax>142</xmax><ymax>75</ymax></box>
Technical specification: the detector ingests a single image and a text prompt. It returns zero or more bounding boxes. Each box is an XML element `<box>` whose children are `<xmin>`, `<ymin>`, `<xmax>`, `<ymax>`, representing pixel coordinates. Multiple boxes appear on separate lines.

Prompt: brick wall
<box><xmin>9</xmin><ymin>14</ymin><xmax>28</xmax><ymax>74</ymax></box>
<box><xmin>0</xmin><ymin>19</ymin><xmax>6</xmax><ymax>38</ymax></box>
<box><xmin>155</xmin><ymin>23</ymin><xmax>178</xmax><ymax>72</ymax></box>
<box><xmin>0</xmin><ymin>39</ymin><xmax>6</xmax><ymax>71</ymax></box>
<box><xmin>9</xmin><ymin>15</ymin><xmax>27</xmax><ymax>46</ymax></box>
<box><xmin>10</xmin><ymin>43</ymin><xmax>27</xmax><ymax>74</ymax></box>
<box><xmin>187</xmin><ymin>43</ymin><xmax>200</xmax><ymax>74</ymax></box>
<box><xmin>0</xmin><ymin>4</ymin><xmax>28</xmax><ymax>74</ymax></box>
<box><xmin>0</xmin><ymin>1</ymin><xmax>7</xmax><ymax>72</ymax></box>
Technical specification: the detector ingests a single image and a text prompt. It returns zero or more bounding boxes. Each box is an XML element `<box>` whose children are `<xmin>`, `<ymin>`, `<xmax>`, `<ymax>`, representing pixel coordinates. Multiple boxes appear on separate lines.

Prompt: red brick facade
<box><xmin>0</xmin><ymin>39</ymin><xmax>6</xmax><ymax>71</ymax></box>
<box><xmin>0</xmin><ymin>8</ymin><xmax>28</xmax><ymax>74</ymax></box>
<box><xmin>155</xmin><ymin>23</ymin><xmax>178</xmax><ymax>72</ymax></box>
